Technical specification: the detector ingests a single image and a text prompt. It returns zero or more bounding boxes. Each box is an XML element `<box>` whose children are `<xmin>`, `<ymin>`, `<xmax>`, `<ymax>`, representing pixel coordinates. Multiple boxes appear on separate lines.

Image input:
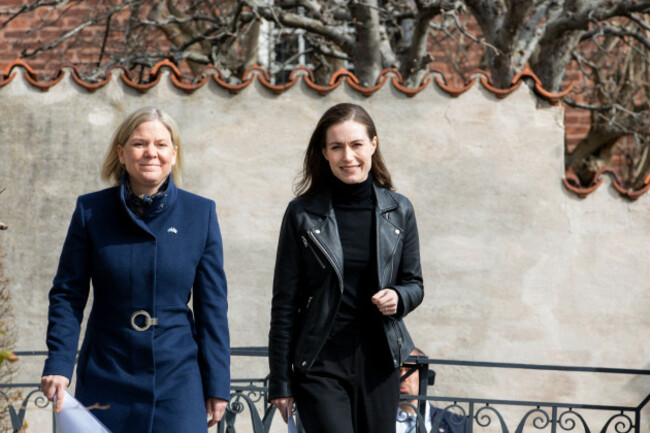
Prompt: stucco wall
<box><xmin>0</xmin><ymin>65</ymin><xmax>648</xmax><ymax>430</ymax></box>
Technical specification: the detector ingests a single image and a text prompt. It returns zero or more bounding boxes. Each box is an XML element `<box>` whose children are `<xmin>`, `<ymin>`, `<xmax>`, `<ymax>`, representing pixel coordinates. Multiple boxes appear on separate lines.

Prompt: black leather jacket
<box><xmin>268</xmin><ymin>183</ymin><xmax>424</xmax><ymax>400</ymax></box>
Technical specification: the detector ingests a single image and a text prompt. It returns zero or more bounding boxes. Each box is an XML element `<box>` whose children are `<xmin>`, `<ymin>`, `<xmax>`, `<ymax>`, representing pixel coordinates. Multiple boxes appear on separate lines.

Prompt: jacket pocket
<box><xmin>301</xmin><ymin>235</ymin><xmax>326</xmax><ymax>269</ymax></box>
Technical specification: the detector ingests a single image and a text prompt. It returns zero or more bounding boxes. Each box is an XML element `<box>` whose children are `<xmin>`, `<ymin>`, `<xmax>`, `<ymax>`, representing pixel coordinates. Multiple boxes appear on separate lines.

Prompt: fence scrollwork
<box><xmin>600</xmin><ymin>413</ymin><xmax>634</xmax><ymax>433</ymax></box>
<box><xmin>558</xmin><ymin>408</ymin><xmax>591</xmax><ymax>433</ymax></box>
<box><xmin>0</xmin><ymin>350</ymin><xmax>647</xmax><ymax>433</ymax></box>
<box><xmin>476</xmin><ymin>404</ymin><xmax>510</xmax><ymax>433</ymax></box>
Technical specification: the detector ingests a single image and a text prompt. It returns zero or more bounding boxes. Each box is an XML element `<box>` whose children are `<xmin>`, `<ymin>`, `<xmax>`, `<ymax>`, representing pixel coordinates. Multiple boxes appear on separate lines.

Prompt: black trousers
<box><xmin>294</xmin><ymin>320</ymin><xmax>399</xmax><ymax>433</ymax></box>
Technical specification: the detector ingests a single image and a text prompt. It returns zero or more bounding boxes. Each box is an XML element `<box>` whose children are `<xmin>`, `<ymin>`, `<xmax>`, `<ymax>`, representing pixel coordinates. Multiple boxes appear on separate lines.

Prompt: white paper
<box><xmin>287</xmin><ymin>407</ymin><xmax>297</xmax><ymax>433</ymax></box>
<box><xmin>55</xmin><ymin>391</ymin><xmax>113</xmax><ymax>433</ymax></box>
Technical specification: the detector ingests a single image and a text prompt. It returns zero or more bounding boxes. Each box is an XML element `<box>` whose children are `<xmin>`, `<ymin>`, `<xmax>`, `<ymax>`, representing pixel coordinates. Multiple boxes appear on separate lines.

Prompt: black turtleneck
<box><xmin>329</xmin><ymin>171</ymin><xmax>378</xmax><ymax>325</ymax></box>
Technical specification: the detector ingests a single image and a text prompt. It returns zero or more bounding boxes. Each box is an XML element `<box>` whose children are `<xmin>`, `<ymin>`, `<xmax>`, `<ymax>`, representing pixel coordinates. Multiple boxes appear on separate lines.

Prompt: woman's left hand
<box><xmin>371</xmin><ymin>288</ymin><xmax>399</xmax><ymax>316</ymax></box>
<box><xmin>206</xmin><ymin>398</ymin><xmax>228</xmax><ymax>427</ymax></box>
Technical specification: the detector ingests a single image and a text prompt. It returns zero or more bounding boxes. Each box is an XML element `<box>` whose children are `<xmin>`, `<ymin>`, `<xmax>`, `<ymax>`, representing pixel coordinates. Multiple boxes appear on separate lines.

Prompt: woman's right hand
<box><xmin>270</xmin><ymin>397</ymin><xmax>295</xmax><ymax>423</ymax></box>
<box><xmin>41</xmin><ymin>375</ymin><xmax>70</xmax><ymax>412</ymax></box>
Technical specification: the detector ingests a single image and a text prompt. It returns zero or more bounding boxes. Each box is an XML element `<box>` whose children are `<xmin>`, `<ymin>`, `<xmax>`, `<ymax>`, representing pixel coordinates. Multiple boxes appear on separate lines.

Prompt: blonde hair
<box><xmin>101</xmin><ymin>107</ymin><xmax>184</xmax><ymax>185</ymax></box>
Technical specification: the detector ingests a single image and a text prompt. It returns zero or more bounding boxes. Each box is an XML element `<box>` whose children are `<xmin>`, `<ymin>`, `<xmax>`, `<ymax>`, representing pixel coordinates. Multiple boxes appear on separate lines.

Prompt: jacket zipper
<box><xmin>379</xmin><ymin>212</ymin><xmax>404</xmax><ymax>367</ymax></box>
<box><xmin>298</xmin><ymin>296</ymin><xmax>314</xmax><ymax>315</ymax></box>
<box><xmin>302</xmin><ymin>236</ymin><xmax>326</xmax><ymax>269</ymax></box>
<box><xmin>305</xmin><ymin>228</ymin><xmax>344</xmax><ymax>369</ymax></box>
<box><xmin>390</xmin><ymin>319</ymin><xmax>404</xmax><ymax>366</ymax></box>
<box><xmin>308</xmin><ymin>231</ymin><xmax>342</xmax><ymax>286</ymax></box>
<box><xmin>384</xmin><ymin>227</ymin><xmax>402</xmax><ymax>284</ymax></box>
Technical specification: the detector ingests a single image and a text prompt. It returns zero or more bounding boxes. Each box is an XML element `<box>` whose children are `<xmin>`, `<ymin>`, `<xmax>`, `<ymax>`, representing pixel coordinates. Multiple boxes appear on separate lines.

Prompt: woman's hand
<box><xmin>40</xmin><ymin>375</ymin><xmax>70</xmax><ymax>412</ymax></box>
<box><xmin>372</xmin><ymin>288</ymin><xmax>399</xmax><ymax>316</ymax></box>
<box><xmin>270</xmin><ymin>397</ymin><xmax>295</xmax><ymax>423</ymax></box>
<box><xmin>206</xmin><ymin>398</ymin><xmax>228</xmax><ymax>427</ymax></box>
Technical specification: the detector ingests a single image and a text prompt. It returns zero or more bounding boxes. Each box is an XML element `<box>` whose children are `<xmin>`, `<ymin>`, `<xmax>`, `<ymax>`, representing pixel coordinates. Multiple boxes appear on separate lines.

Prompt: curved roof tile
<box><xmin>1</xmin><ymin>58</ymin><xmax>570</xmax><ymax>100</ymax></box>
<box><xmin>2</xmin><ymin>59</ymin><xmax>641</xmax><ymax>199</ymax></box>
<box><xmin>563</xmin><ymin>167</ymin><xmax>650</xmax><ymax>200</ymax></box>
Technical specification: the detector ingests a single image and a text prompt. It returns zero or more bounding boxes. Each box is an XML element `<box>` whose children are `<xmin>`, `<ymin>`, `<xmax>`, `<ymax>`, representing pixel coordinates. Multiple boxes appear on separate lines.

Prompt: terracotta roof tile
<box><xmin>564</xmin><ymin>167</ymin><xmax>650</xmax><ymax>200</ymax></box>
<box><xmin>0</xmin><ymin>58</ymin><xmax>572</xmax><ymax>101</ymax></box>
<box><xmin>4</xmin><ymin>58</ymin><xmax>640</xmax><ymax>198</ymax></box>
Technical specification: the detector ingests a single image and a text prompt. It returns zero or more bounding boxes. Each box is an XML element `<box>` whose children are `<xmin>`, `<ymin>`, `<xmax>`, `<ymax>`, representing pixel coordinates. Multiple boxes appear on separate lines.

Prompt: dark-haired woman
<box><xmin>268</xmin><ymin>103</ymin><xmax>424</xmax><ymax>433</ymax></box>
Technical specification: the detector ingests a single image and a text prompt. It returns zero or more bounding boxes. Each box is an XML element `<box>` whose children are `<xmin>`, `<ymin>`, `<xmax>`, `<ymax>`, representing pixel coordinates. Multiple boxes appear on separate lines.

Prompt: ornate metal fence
<box><xmin>401</xmin><ymin>356</ymin><xmax>650</xmax><ymax>433</ymax></box>
<box><xmin>1</xmin><ymin>348</ymin><xmax>648</xmax><ymax>433</ymax></box>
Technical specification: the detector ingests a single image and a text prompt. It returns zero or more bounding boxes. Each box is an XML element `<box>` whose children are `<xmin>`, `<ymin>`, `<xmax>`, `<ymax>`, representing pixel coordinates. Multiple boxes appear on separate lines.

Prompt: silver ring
<box><xmin>130</xmin><ymin>310</ymin><xmax>158</xmax><ymax>331</ymax></box>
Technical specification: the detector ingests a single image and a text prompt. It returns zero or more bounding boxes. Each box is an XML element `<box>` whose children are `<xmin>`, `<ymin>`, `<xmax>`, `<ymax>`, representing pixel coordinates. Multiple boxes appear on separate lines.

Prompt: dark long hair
<box><xmin>294</xmin><ymin>103</ymin><xmax>393</xmax><ymax>197</ymax></box>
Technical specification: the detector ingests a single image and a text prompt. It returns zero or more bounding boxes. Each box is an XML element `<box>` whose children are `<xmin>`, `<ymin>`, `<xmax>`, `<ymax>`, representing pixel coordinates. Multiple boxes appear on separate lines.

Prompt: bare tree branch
<box><xmin>254</xmin><ymin>5</ymin><xmax>355</xmax><ymax>52</ymax></box>
<box><xmin>0</xmin><ymin>0</ymin><xmax>69</xmax><ymax>29</ymax></box>
<box><xmin>581</xmin><ymin>23</ymin><xmax>650</xmax><ymax>51</ymax></box>
<box><xmin>97</xmin><ymin>14</ymin><xmax>113</xmax><ymax>67</ymax></box>
<box><xmin>21</xmin><ymin>0</ymin><xmax>139</xmax><ymax>58</ymax></box>
<box><xmin>544</xmin><ymin>0</ymin><xmax>650</xmax><ymax>41</ymax></box>
<box><xmin>626</xmin><ymin>11</ymin><xmax>650</xmax><ymax>32</ymax></box>
<box><xmin>442</xmin><ymin>8</ymin><xmax>501</xmax><ymax>54</ymax></box>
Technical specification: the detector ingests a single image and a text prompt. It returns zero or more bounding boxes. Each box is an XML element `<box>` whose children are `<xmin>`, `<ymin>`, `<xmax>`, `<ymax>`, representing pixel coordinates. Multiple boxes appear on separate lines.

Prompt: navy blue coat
<box><xmin>43</xmin><ymin>175</ymin><xmax>230</xmax><ymax>433</ymax></box>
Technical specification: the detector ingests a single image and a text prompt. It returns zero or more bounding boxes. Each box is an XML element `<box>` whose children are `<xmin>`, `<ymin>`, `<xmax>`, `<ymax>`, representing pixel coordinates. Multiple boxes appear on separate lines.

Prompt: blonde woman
<box><xmin>41</xmin><ymin>107</ymin><xmax>230</xmax><ymax>432</ymax></box>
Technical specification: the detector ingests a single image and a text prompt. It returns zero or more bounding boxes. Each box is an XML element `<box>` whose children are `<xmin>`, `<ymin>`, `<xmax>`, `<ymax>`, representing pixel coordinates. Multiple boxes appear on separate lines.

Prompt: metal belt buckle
<box><xmin>130</xmin><ymin>310</ymin><xmax>158</xmax><ymax>331</ymax></box>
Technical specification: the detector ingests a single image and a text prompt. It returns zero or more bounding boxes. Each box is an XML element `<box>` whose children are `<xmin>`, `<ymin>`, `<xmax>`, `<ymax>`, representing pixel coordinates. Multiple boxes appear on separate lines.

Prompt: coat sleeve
<box><xmin>42</xmin><ymin>198</ymin><xmax>91</xmax><ymax>380</ymax></box>
<box><xmin>192</xmin><ymin>202</ymin><xmax>231</xmax><ymax>401</ymax></box>
<box><xmin>268</xmin><ymin>203</ymin><xmax>303</xmax><ymax>400</ymax></box>
<box><xmin>391</xmin><ymin>199</ymin><xmax>424</xmax><ymax>320</ymax></box>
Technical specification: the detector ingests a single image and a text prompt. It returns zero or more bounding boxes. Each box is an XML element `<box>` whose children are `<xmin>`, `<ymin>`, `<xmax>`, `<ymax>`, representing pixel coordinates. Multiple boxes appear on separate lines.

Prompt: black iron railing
<box><xmin>1</xmin><ymin>348</ymin><xmax>648</xmax><ymax>433</ymax></box>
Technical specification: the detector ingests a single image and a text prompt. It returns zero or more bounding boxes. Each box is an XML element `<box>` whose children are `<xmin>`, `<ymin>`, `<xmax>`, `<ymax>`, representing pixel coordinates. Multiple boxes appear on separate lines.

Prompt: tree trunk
<box><xmin>486</xmin><ymin>49</ymin><xmax>517</xmax><ymax>88</ymax></box>
<box><xmin>148</xmin><ymin>3</ymin><xmax>208</xmax><ymax>75</ymax></box>
<box><xmin>631</xmin><ymin>143</ymin><xmax>650</xmax><ymax>189</ymax></box>
<box><xmin>313</xmin><ymin>55</ymin><xmax>346</xmax><ymax>85</ymax></box>
<box><xmin>350</xmin><ymin>1</ymin><xmax>383</xmax><ymax>87</ymax></box>
<box><xmin>531</xmin><ymin>30</ymin><xmax>583</xmax><ymax>92</ymax></box>
<box><xmin>566</xmin><ymin>114</ymin><xmax>625</xmax><ymax>185</ymax></box>
<box><xmin>400</xmin><ymin>11</ymin><xmax>436</xmax><ymax>87</ymax></box>
<box><xmin>235</xmin><ymin>20</ymin><xmax>260</xmax><ymax>78</ymax></box>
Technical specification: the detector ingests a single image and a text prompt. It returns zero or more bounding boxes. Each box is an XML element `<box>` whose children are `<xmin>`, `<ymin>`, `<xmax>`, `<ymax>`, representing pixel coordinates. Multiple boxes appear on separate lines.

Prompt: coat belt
<box><xmin>88</xmin><ymin>306</ymin><xmax>193</xmax><ymax>332</ymax></box>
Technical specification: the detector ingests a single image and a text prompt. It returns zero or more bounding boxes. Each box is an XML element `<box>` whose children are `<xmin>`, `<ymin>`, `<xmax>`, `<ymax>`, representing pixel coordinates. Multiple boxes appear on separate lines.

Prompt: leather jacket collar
<box><xmin>302</xmin><ymin>182</ymin><xmax>399</xmax><ymax>216</ymax></box>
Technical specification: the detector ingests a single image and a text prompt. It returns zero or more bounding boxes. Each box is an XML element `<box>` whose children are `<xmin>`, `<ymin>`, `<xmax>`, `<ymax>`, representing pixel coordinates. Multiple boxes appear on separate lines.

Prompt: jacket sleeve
<box><xmin>268</xmin><ymin>203</ymin><xmax>302</xmax><ymax>400</ymax></box>
<box><xmin>192</xmin><ymin>202</ymin><xmax>231</xmax><ymax>401</ymax></box>
<box><xmin>42</xmin><ymin>198</ymin><xmax>91</xmax><ymax>380</ymax></box>
<box><xmin>392</xmin><ymin>199</ymin><xmax>424</xmax><ymax>320</ymax></box>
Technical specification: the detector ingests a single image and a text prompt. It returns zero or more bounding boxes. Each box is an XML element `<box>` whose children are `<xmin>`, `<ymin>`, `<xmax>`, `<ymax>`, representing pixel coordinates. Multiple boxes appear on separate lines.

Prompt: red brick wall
<box><xmin>0</xmin><ymin>1</ymin><xmax>179</xmax><ymax>80</ymax></box>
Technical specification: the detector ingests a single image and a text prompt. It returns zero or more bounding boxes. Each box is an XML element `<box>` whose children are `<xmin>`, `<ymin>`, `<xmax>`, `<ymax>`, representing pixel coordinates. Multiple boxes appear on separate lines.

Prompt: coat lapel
<box><xmin>302</xmin><ymin>190</ymin><xmax>344</xmax><ymax>289</ymax></box>
<box><xmin>300</xmin><ymin>184</ymin><xmax>403</xmax><ymax>291</ymax></box>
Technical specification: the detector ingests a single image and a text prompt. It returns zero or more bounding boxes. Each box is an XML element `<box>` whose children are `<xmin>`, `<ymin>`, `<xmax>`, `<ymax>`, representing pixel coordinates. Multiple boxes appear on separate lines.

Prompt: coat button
<box><xmin>395</xmin><ymin>229</ymin><xmax>400</xmax><ymax>234</ymax></box>
<box><xmin>314</xmin><ymin>230</ymin><xmax>321</xmax><ymax>234</ymax></box>
<box><xmin>302</xmin><ymin>361</ymin><xmax>307</xmax><ymax>367</ymax></box>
